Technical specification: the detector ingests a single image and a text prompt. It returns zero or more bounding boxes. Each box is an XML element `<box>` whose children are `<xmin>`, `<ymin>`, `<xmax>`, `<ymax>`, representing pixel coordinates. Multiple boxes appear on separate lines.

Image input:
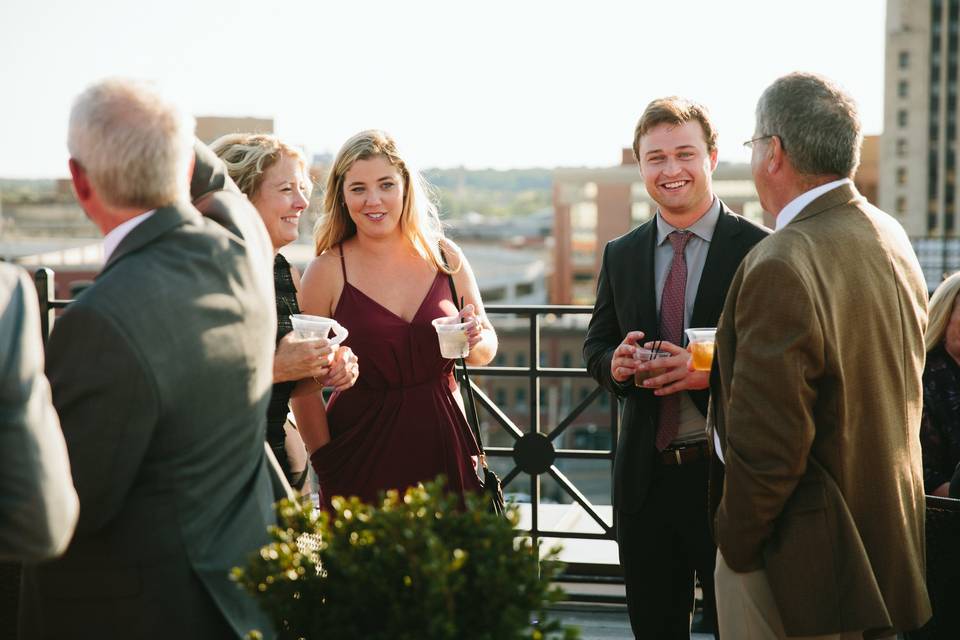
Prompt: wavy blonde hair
<box><xmin>926</xmin><ymin>271</ymin><xmax>960</xmax><ymax>353</ymax></box>
<box><xmin>314</xmin><ymin>129</ymin><xmax>452</xmax><ymax>273</ymax></box>
<box><xmin>209</xmin><ymin>133</ymin><xmax>309</xmax><ymax>199</ymax></box>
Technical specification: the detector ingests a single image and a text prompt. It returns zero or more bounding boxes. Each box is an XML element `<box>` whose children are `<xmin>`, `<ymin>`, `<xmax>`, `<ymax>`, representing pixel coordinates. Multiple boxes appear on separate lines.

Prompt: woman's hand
<box><xmin>459</xmin><ymin>303</ymin><xmax>483</xmax><ymax>350</ymax></box>
<box><xmin>324</xmin><ymin>346</ymin><xmax>360</xmax><ymax>391</ymax></box>
<box><xmin>273</xmin><ymin>333</ymin><xmax>334</xmax><ymax>384</ymax></box>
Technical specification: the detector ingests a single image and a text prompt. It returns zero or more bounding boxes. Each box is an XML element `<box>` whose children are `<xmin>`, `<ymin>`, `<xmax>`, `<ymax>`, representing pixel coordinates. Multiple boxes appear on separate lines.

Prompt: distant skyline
<box><xmin>0</xmin><ymin>0</ymin><xmax>886</xmax><ymax>178</ymax></box>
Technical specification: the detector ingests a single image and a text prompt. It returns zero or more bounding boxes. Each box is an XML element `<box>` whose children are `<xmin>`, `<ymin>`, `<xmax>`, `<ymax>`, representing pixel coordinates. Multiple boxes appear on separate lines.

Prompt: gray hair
<box><xmin>755</xmin><ymin>72</ymin><xmax>862</xmax><ymax>178</ymax></box>
<box><xmin>67</xmin><ymin>79</ymin><xmax>195</xmax><ymax>209</ymax></box>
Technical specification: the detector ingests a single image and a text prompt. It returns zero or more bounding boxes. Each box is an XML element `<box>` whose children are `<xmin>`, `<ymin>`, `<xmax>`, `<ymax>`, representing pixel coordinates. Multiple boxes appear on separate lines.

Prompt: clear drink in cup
<box><xmin>685</xmin><ymin>328</ymin><xmax>717</xmax><ymax>371</ymax></box>
<box><xmin>634</xmin><ymin>347</ymin><xmax>670</xmax><ymax>387</ymax></box>
<box><xmin>431</xmin><ymin>316</ymin><xmax>471</xmax><ymax>359</ymax></box>
<box><xmin>289</xmin><ymin>314</ymin><xmax>349</xmax><ymax>345</ymax></box>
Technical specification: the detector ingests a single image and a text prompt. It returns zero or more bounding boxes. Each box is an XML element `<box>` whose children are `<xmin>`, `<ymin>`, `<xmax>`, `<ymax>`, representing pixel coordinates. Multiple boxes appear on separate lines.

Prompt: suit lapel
<box><xmin>690</xmin><ymin>203</ymin><xmax>740</xmax><ymax>329</ymax></box>
<box><xmin>629</xmin><ymin>219</ymin><xmax>660</xmax><ymax>340</ymax></box>
<box><xmin>99</xmin><ymin>203</ymin><xmax>200</xmax><ymax>278</ymax></box>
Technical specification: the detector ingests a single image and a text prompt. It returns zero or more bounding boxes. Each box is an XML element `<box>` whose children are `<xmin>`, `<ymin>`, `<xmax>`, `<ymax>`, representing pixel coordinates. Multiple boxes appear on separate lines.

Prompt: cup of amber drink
<box><xmin>634</xmin><ymin>348</ymin><xmax>670</xmax><ymax>387</ymax></box>
<box><xmin>685</xmin><ymin>328</ymin><xmax>717</xmax><ymax>371</ymax></box>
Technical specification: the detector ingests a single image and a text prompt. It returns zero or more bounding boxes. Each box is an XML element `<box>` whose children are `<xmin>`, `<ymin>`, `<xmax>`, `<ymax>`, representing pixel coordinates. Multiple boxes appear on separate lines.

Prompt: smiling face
<box><xmin>637</xmin><ymin>120</ymin><xmax>718</xmax><ymax>225</ymax></box>
<box><xmin>341</xmin><ymin>155</ymin><xmax>405</xmax><ymax>240</ymax></box>
<box><xmin>250</xmin><ymin>153</ymin><xmax>310</xmax><ymax>250</ymax></box>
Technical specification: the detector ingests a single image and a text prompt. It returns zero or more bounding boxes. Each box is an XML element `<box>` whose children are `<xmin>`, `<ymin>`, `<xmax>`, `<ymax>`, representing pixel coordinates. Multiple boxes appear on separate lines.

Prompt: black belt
<box><xmin>660</xmin><ymin>441</ymin><xmax>708</xmax><ymax>466</ymax></box>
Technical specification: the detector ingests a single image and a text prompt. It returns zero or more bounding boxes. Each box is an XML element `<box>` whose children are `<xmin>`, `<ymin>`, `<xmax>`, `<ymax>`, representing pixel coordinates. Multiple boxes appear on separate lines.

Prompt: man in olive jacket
<box><xmin>18</xmin><ymin>79</ymin><xmax>277</xmax><ymax>639</ymax></box>
<box><xmin>712</xmin><ymin>72</ymin><xmax>932</xmax><ymax>639</ymax></box>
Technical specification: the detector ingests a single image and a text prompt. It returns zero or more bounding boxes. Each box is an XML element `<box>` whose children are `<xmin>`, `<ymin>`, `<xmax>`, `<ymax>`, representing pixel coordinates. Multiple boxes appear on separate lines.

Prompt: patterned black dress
<box><xmin>267</xmin><ymin>253</ymin><xmax>301</xmax><ymax>486</ymax></box>
<box><xmin>920</xmin><ymin>345</ymin><xmax>960</xmax><ymax>494</ymax></box>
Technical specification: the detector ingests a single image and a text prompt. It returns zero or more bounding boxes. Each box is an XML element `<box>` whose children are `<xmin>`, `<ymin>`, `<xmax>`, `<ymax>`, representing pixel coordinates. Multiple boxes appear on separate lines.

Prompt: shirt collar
<box><xmin>103</xmin><ymin>210</ymin><xmax>156</xmax><ymax>262</ymax></box>
<box><xmin>656</xmin><ymin>196</ymin><xmax>721</xmax><ymax>246</ymax></box>
<box><xmin>775</xmin><ymin>178</ymin><xmax>852</xmax><ymax>231</ymax></box>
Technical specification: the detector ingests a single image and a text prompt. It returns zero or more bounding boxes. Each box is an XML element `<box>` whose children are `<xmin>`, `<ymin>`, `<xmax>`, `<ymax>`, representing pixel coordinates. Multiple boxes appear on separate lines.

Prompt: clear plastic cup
<box><xmin>432</xmin><ymin>316</ymin><xmax>471</xmax><ymax>359</ymax></box>
<box><xmin>685</xmin><ymin>327</ymin><xmax>717</xmax><ymax>371</ymax></box>
<box><xmin>289</xmin><ymin>314</ymin><xmax>349</xmax><ymax>345</ymax></box>
<box><xmin>634</xmin><ymin>347</ymin><xmax>670</xmax><ymax>387</ymax></box>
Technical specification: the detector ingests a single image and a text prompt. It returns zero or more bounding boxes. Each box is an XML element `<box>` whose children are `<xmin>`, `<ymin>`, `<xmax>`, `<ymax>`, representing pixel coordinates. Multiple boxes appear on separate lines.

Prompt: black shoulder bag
<box><xmin>442</xmin><ymin>252</ymin><xmax>506</xmax><ymax>517</ymax></box>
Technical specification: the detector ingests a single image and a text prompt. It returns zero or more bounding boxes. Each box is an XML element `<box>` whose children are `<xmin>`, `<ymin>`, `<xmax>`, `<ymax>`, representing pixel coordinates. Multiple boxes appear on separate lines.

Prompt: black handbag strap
<box><xmin>440</xmin><ymin>248</ymin><xmax>488</xmax><ymax>460</ymax></box>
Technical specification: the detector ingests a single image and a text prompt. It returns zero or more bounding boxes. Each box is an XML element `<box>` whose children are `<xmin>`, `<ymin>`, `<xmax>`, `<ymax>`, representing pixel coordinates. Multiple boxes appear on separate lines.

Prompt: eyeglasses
<box><xmin>743</xmin><ymin>134</ymin><xmax>784</xmax><ymax>151</ymax></box>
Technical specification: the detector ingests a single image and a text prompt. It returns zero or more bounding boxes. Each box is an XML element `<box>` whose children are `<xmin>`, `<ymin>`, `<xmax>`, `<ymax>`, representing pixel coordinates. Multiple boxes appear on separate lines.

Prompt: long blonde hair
<box><xmin>314</xmin><ymin>129</ymin><xmax>452</xmax><ymax>273</ymax></box>
<box><xmin>926</xmin><ymin>271</ymin><xmax>960</xmax><ymax>353</ymax></box>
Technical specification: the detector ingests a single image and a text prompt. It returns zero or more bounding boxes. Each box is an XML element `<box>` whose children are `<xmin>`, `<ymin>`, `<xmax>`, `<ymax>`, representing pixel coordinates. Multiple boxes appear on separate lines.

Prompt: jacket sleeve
<box><xmin>583</xmin><ymin>243</ymin><xmax>631</xmax><ymax>396</ymax></box>
<box><xmin>0</xmin><ymin>267</ymin><xmax>79</xmax><ymax>561</ymax></box>
<box><xmin>716</xmin><ymin>256</ymin><xmax>823</xmax><ymax>572</ymax></box>
<box><xmin>45</xmin><ymin>304</ymin><xmax>159</xmax><ymax>535</ymax></box>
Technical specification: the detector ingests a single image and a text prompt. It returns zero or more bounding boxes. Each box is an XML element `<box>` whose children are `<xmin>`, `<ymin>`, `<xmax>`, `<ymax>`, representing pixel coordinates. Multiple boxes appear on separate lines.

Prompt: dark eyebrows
<box><xmin>346</xmin><ymin>175</ymin><xmax>396</xmax><ymax>187</ymax></box>
<box><xmin>644</xmin><ymin>144</ymin><xmax>697</xmax><ymax>158</ymax></box>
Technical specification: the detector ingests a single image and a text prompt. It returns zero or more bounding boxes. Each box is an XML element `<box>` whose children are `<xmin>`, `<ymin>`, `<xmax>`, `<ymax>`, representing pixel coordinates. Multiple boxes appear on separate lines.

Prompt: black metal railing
<box><xmin>462</xmin><ymin>304</ymin><xmax>617</xmax><ymax>549</ymax></box>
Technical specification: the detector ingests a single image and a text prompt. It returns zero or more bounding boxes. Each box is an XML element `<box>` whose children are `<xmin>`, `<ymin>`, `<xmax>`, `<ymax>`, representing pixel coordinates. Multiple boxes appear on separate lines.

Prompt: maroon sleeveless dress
<box><xmin>309</xmin><ymin>249</ymin><xmax>483</xmax><ymax>510</ymax></box>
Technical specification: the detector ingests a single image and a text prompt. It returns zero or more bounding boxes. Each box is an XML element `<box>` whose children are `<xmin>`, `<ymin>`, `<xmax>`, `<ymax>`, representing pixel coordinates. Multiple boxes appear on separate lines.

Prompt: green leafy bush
<box><xmin>233</xmin><ymin>477</ymin><xmax>579</xmax><ymax>640</ymax></box>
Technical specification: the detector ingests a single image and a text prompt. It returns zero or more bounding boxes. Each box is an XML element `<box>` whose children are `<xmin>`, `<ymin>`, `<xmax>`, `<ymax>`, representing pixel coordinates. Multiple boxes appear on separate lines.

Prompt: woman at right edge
<box><xmin>297</xmin><ymin>129</ymin><xmax>497</xmax><ymax>510</ymax></box>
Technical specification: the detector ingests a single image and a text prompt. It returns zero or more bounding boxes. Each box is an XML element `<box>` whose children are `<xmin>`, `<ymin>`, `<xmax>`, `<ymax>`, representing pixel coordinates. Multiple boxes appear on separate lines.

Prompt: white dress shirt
<box><xmin>775</xmin><ymin>178</ymin><xmax>852</xmax><ymax>231</ymax></box>
<box><xmin>103</xmin><ymin>210</ymin><xmax>156</xmax><ymax>262</ymax></box>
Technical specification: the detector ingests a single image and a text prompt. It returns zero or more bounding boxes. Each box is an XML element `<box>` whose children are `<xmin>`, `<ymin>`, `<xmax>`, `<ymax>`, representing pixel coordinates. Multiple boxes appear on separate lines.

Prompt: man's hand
<box><xmin>610</xmin><ymin>331</ymin><xmax>645</xmax><ymax>383</ymax></box>
<box><xmin>273</xmin><ymin>334</ymin><xmax>333</xmax><ymax>384</ymax></box>
<box><xmin>323</xmin><ymin>346</ymin><xmax>359</xmax><ymax>391</ymax></box>
<box><xmin>638</xmin><ymin>340</ymin><xmax>710</xmax><ymax>395</ymax></box>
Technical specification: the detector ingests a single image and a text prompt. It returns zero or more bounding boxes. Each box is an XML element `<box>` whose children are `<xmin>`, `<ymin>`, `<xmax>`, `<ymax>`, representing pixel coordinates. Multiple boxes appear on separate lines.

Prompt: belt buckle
<box><xmin>674</xmin><ymin>449</ymin><xmax>682</xmax><ymax>465</ymax></box>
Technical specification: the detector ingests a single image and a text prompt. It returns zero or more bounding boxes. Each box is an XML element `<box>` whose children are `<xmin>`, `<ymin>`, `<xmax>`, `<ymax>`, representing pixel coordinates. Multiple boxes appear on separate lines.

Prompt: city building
<box><xmin>881</xmin><ymin>0</ymin><xmax>960</xmax><ymax>287</ymax></box>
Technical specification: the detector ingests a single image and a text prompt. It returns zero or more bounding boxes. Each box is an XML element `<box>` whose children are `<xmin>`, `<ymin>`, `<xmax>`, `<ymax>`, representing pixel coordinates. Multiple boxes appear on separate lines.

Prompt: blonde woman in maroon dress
<box><xmin>297</xmin><ymin>130</ymin><xmax>497</xmax><ymax>509</ymax></box>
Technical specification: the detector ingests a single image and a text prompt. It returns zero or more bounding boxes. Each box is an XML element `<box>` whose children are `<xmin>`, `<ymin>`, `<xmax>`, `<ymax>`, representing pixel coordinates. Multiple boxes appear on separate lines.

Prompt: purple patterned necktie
<box><xmin>655</xmin><ymin>230</ymin><xmax>691</xmax><ymax>451</ymax></box>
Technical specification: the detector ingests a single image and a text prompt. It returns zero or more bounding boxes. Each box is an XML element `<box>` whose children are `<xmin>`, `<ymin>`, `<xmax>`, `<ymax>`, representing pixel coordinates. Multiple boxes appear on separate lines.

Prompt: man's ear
<box><xmin>708</xmin><ymin>147</ymin><xmax>719</xmax><ymax>172</ymax></box>
<box><xmin>766</xmin><ymin>136</ymin><xmax>786</xmax><ymax>174</ymax></box>
<box><xmin>68</xmin><ymin>158</ymin><xmax>91</xmax><ymax>202</ymax></box>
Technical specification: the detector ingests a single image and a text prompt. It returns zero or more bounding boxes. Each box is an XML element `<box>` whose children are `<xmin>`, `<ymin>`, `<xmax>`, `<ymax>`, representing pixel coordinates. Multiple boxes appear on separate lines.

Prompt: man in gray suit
<box><xmin>0</xmin><ymin>262</ymin><xmax>78</xmax><ymax>561</ymax></box>
<box><xmin>19</xmin><ymin>79</ymin><xmax>278</xmax><ymax>639</ymax></box>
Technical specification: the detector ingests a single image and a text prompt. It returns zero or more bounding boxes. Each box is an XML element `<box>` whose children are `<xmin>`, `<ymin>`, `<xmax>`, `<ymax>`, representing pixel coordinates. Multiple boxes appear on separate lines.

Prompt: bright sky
<box><xmin>0</xmin><ymin>0</ymin><xmax>886</xmax><ymax>179</ymax></box>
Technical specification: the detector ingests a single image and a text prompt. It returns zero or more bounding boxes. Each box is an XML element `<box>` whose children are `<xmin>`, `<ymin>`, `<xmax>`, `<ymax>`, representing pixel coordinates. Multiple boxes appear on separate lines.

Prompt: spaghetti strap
<box><xmin>338</xmin><ymin>242</ymin><xmax>347</xmax><ymax>282</ymax></box>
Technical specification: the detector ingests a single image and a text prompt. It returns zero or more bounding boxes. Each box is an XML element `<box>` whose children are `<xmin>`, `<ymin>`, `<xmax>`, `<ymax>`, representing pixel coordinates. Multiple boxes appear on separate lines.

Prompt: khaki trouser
<box><xmin>714</xmin><ymin>552</ymin><xmax>893</xmax><ymax>640</ymax></box>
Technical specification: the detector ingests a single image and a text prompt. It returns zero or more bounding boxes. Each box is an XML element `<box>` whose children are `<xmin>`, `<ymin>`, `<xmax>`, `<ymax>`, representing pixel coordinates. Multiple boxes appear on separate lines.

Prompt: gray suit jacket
<box><xmin>0</xmin><ymin>263</ymin><xmax>78</xmax><ymax>561</ymax></box>
<box><xmin>19</xmin><ymin>150</ymin><xmax>279</xmax><ymax>639</ymax></box>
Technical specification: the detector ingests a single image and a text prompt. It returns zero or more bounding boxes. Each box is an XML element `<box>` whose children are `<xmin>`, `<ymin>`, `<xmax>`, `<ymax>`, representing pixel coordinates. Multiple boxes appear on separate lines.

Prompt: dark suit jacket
<box><xmin>583</xmin><ymin>201</ymin><xmax>769</xmax><ymax>514</ymax></box>
<box><xmin>19</xmin><ymin>149</ymin><xmax>279</xmax><ymax>639</ymax></box>
<box><xmin>712</xmin><ymin>184</ymin><xmax>931</xmax><ymax>636</ymax></box>
<box><xmin>0</xmin><ymin>264</ymin><xmax>78</xmax><ymax>562</ymax></box>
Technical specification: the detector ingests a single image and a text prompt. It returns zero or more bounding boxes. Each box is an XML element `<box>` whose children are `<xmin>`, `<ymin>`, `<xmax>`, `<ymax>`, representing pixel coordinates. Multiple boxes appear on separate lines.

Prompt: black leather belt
<box><xmin>660</xmin><ymin>441</ymin><xmax>708</xmax><ymax>466</ymax></box>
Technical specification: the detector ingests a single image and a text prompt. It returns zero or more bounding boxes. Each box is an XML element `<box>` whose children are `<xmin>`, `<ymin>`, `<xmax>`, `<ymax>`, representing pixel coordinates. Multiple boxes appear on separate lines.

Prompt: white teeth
<box><xmin>664</xmin><ymin>181</ymin><xmax>686</xmax><ymax>189</ymax></box>
<box><xmin>367</xmin><ymin>213</ymin><xmax>385</xmax><ymax>220</ymax></box>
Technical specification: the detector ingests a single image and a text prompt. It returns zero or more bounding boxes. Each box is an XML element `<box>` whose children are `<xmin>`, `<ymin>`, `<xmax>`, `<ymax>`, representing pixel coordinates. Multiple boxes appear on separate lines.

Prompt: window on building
<box><xmin>599</xmin><ymin>391</ymin><xmax>610</xmax><ymax>408</ymax></box>
<box><xmin>515</xmin><ymin>352</ymin><xmax>527</xmax><ymax>368</ymax></box>
<box><xmin>495</xmin><ymin>353</ymin><xmax>506</xmax><ymax>366</ymax></box>
<box><xmin>631</xmin><ymin>201</ymin><xmax>651</xmax><ymax>225</ymax></box>
<box><xmin>481</xmin><ymin>286</ymin><xmax>506</xmax><ymax>302</ymax></box>
<box><xmin>896</xmin><ymin>139</ymin><xmax>908</xmax><ymax>157</ymax></box>
<box><xmin>929</xmin><ymin>212</ymin><xmax>939</xmax><ymax>232</ymax></box>
<box><xmin>561</xmin><ymin>352</ymin><xmax>573</xmax><ymax>368</ymax></box>
<box><xmin>899</xmin><ymin>50</ymin><xmax>909</xmax><ymax>69</ymax></box>
<box><xmin>947</xmin><ymin>212</ymin><xmax>956</xmax><ymax>232</ymax></box>
<box><xmin>898</xmin><ymin>110</ymin><xmax>908</xmax><ymax>127</ymax></box>
<box><xmin>898</xmin><ymin>80</ymin><xmax>909</xmax><ymax>98</ymax></box>
<box><xmin>896</xmin><ymin>197</ymin><xmax>907</xmax><ymax>215</ymax></box>
<box><xmin>579</xmin><ymin>388</ymin><xmax>591</xmax><ymax>404</ymax></box>
<box><xmin>516</xmin><ymin>282</ymin><xmax>534</xmax><ymax>297</ymax></box>
<box><xmin>515</xmin><ymin>388</ymin><xmax>527</xmax><ymax>408</ymax></box>
<box><xmin>897</xmin><ymin>167</ymin><xmax>908</xmax><ymax>185</ymax></box>
<box><xmin>495</xmin><ymin>388</ymin><xmax>507</xmax><ymax>407</ymax></box>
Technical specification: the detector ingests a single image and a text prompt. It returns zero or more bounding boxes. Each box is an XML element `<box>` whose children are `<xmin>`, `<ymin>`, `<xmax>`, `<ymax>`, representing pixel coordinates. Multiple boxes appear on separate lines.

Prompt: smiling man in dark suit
<box><xmin>583</xmin><ymin>97</ymin><xmax>769</xmax><ymax>639</ymax></box>
<box><xmin>18</xmin><ymin>79</ymin><xmax>278</xmax><ymax>639</ymax></box>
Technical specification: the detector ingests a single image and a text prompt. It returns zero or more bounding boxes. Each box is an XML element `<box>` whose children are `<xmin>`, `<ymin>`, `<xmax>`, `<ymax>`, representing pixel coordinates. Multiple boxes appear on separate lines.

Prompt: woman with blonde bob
<box><xmin>920</xmin><ymin>271</ymin><xmax>960</xmax><ymax>497</ymax></box>
<box><xmin>211</xmin><ymin>133</ymin><xmax>358</xmax><ymax>492</ymax></box>
<box><xmin>298</xmin><ymin>129</ymin><xmax>497</xmax><ymax>509</ymax></box>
